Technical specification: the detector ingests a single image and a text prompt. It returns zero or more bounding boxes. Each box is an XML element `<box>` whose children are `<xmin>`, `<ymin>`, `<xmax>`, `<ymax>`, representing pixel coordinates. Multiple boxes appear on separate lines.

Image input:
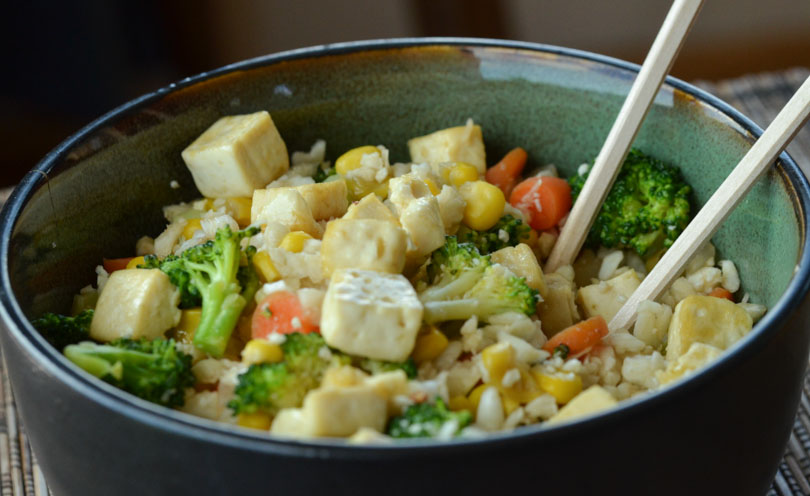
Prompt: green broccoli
<box><xmin>457</xmin><ymin>214</ymin><xmax>531</xmax><ymax>254</ymax></box>
<box><xmin>313</xmin><ymin>165</ymin><xmax>337</xmax><ymax>183</ymax></box>
<box><xmin>569</xmin><ymin>149</ymin><xmax>692</xmax><ymax>257</ymax></box>
<box><xmin>228</xmin><ymin>332</ymin><xmax>349</xmax><ymax>416</ymax></box>
<box><xmin>387</xmin><ymin>397</ymin><xmax>472</xmax><ymax>438</ymax></box>
<box><xmin>141</xmin><ymin>225</ymin><xmax>260</xmax><ymax>357</ymax></box>
<box><xmin>63</xmin><ymin>338</ymin><xmax>194</xmax><ymax>407</ymax></box>
<box><xmin>358</xmin><ymin>357</ymin><xmax>418</xmax><ymax>379</ymax></box>
<box><xmin>419</xmin><ymin>237</ymin><xmax>538</xmax><ymax>323</ymax></box>
<box><xmin>31</xmin><ymin>309</ymin><xmax>94</xmax><ymax>350</ymax></box>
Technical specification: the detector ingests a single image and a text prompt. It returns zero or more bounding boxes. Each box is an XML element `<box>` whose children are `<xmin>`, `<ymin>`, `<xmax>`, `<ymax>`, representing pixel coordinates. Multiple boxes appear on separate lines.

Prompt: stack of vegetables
<box><xmin>32</xmin><ymin>112</ymin><xmax>766</xmax><ymax>440</ymax></box>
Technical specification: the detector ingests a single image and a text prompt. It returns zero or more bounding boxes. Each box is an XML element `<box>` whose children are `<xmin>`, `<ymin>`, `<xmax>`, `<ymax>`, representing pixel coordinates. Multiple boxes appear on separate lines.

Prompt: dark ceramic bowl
<box><xmin>1</xmin><ymin>38</ymin><xmax>808</xmax><ymax>496</ymax></box>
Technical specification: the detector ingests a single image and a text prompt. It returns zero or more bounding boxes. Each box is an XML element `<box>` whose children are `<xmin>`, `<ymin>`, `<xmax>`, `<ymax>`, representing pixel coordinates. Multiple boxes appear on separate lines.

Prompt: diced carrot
<box><xmin>708</xmin><ymin>287</ymin><xmax>734</xmax><ymax>301</ymax></box>
<box><xmin>542</xmin><ymin>316</ymin><xmax>609</xmax><ymax>356</ymax></box>
<box><xmin>102</xmin><ymin>257</ymin><xmax>135</xmax><ymax>273</ymax></box>
<box><xmin>509</xmin><ymin>176</ymin><xmax>572</xmax><ymax>231</ymax></box>
<box><xmin>485</xmin><ymin>147</ymin><xmax>528</xmax><ymax>196</ymax></box>
<box><xmin>251</xmin><ymin>291</ymin><xmax>319</xmax><ymax>338</ymax></box>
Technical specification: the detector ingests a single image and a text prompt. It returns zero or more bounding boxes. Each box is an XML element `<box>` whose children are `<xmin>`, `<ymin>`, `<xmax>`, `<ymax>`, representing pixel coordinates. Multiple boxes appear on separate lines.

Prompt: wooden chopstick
<box><xmin>544</xmin><ymin>0</ymin><xmax>704</xmax><ymax>273</ymax></box>
<box><xmin>610</xmin><ymin>74</ymin><xmax>810</xmax><ymax>331</ymax></box>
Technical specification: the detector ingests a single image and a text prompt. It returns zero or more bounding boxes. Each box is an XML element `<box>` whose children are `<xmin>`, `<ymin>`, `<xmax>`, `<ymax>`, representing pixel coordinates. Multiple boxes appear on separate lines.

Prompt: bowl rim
<box><xmin>1</xmin><ymin>36</ymin><xmax>809</xmax><ymax>457</ymax></box>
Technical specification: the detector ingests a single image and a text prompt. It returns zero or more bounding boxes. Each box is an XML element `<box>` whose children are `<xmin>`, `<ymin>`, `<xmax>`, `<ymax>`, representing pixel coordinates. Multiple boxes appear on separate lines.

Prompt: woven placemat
<box><xmin>1</xmin><ymin>68</ymin><xmax>809</xmax><ymax>496</ymax></box>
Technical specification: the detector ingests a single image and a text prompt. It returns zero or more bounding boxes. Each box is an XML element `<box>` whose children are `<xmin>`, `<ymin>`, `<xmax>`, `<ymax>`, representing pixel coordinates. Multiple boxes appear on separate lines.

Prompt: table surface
<box><xmin>1</xmin><ymin>68</ymin><xmax>809</xmax><ymax>496</ymax></box>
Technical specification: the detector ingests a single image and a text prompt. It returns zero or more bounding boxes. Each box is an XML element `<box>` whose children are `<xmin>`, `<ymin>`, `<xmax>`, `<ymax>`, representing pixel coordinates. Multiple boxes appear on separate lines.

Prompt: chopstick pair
<box><xmin>539</xmin><ymin>0</ymin><xmax>810</xmax><ymax>331</ymax></box>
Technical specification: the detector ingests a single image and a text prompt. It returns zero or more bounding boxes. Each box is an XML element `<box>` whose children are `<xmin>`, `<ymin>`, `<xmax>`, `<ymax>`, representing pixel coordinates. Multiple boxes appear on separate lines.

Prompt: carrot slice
<box><xmin>509</xmin><ymin>176</ymin><xmax>572</xmax><ymax>231</ymax></box>
<box><xmin>251</xmin><ymin>291</ymin><xmax>319</xmax><ymax>338</ymax></box>
<box><xmin>708</xmin><ymin>287</ymin><xmax>734</xmax><ymax>301</ymax></box>
<box><xmin>542</xmin><ymin>316</ymin><xmax>609</xmax><ymax>356</ymax></box>
<box><xmin>485</xmin><ymin>147</ymin><xmax>528</xmax><ymax>196</ymax></box>
<box><xmin>102</xmin><ymin>257</ymin><xmax>135</xmax><ymax>273</ymax></box>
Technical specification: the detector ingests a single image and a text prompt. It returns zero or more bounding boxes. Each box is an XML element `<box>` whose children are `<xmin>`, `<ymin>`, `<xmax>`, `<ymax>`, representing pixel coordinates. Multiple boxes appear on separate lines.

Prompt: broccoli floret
<box><xmin>457</xmin><ymin>214</ymin><xmax>531</xmax><ymax>254</ymax></box>
<box><xmin>31</xmin><ymin>309</ymin><xmax>93</xmax><ymax>350</ymax></box>
<box><xmin>420</xmin><ymin>237</ymin><xmax>538</xmax><ymax>323</ymax></box>
<box><xmin>228</xmin><ymin>332</ymin><xmax>349</xmax><ymax>416</ymax></box>
<box><xmin>359</xmin><ymin>357</ymin><xmax>418</xmax><ymax>379</ymax></box>
<box><xmin>387</xmin><ymin>397</ymin><xmax>472</xmax><ymax>438</ymax></box>
<box><xmin>141</xmin><ymin>225</ymin><xmax>259</xmax><ymax>357</ymax></box>
<box><xmin>63</xmin><ymin>338</ymin><xmax>194</xmax><ymax>407</ymax></box>
<box><xmin>313</xmin><ymin>166</ymin><xmax>337</xmax><ymax>183</ymax></box>
<box><xmin>569</xmin><ymin>149</ymin><xmax>692</xmax><ymax>257</ymax></box>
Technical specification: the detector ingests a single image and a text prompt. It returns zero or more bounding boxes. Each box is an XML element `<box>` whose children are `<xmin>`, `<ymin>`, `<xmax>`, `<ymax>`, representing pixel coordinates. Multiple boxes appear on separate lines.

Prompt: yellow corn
<box><xmin>335</xmin><ymin>145</ymin><xmax>381</xmax><ymax>175</ymax></box>
<box><xmin>226</xmin><ymin>197</ymin><xmax>252</xmax><ymax>227</ymax></box>
<box><xmin>533</xmin><ymin>370</ymin><xmax>583</xmax><ymax>405</ymax></box>
<box><xmin>182</xmin><ymin>218</ymin><xmax>203</xmax><ymax>240</ymax></box>
<box><xmin>280</xmin><ymin>231</ymin><xmax>312</xmax><ymax>253</ymax></box>
<box><xmin>412</xmin><ymin>327</ymin><xmax>449</xmax><ymax>363</ymax></box>
<box><xmin>423</xmin><ymin>177</ymin><xmax>441</xmax><ymax>195</ymax></box>
<box><xmin>459</xmin><ymin>180</ymin><xmax>506</xmax><ymax>231</ymax></box>
<box><xmin>252</xmin><ymin>251</ymin><xmax>280</xmax><ymax>283</ymax></box>
<box><xmin>237</xmin><ymin>412</ymin><xmax>272</xmax><ymax>430</ymax></box>
<box><xmin>242</xmin><ymin>339</ymin><xmax>284</xmax><ymax>365</ymax></box>
<box><xmin>481</xmin><ymin>342</ymin><xmax>514</xmax><ymax>384</ymax></box>
<box><xmin>126</xmin><ymin>256</ymin><xmax>146</xmax><ymax>270</ymax></box>
<box><xmin>175</xmin><ymin>308</ymin><xmax>202</xmax><ymax>342</ymax></box>
<box><xmin>467</xmin><ymin>384</ymin><xmax>489</xmax><ymax>413</ymax></box>
<box><xmin>447</xmin><ymin>162</ymin><xmax>479</xmax><ymax>188</ymax></box>
<box><xmin>448</xmin><ymin>395</ymin><xmax>474</xmax><ymax>412</ymax></box>
<box><xmin>502</xmin><ymin>395</ymin><xmax>521</xmax><ymax>416</ymax></box>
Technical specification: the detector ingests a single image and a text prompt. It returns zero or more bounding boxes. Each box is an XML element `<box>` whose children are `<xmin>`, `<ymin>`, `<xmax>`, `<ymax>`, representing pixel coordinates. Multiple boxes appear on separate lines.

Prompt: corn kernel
<box><xmin>502</xmin><ymin>394</ymin><xmax>521</xmax><ymax>415</ymax></box>
<box><xmin>335</xmin><ymin>145</ymin><xmax>381</xmax><ymax>175</ymax></box>
<box><xmin>423</xmin><ymin>177</ymin><xmax>441</xmax><ymax>195</ymax></box>
<box><xmin>533</xmin><ymin>371</ymin><xmax>583</xmax><ymax>405</ymax></box>
<box><xmin>237</xmin><ymin>412</ymin><xmax>272</xmax><ymax>430</ymax></box>
<box><xmin>448</xmin><ymin>395</ymin><xmax>474</xmax><ymax>412</ymax></box>
<box><xmin>126</xmin><ymin>256</ymin><xmax>146</xmax><ymax>270</ymax></box>
<box><xmin>481</xmin><ymin>341</ymin><xmax>515</xmax><ymax>384</ymax></box>
<box><xmin>252</xmin><ymin>251</ymin><xmax>280</xmax><ymax>282</ymax></box>
<box><xmin>226</xmin><ymin>197</ymin><xmax>252</xmax><ymax>227</ymax></box>
<box><xmin>175</xmin><ymin>308</ymin><xmax>202</xmax><ymax>342</ymax></box>
<box><xmin>412</xmin><ymin>327</ymin><xmax>449</xmax><ymax>363</ymax></box>
<box><xmin>467</xmin><ymin>384</ymin><xmax>489</xmax><ymax>413</ymax></box>
<box><xmin>448</xmin><ymin>162</ymin><xmax>479</xmax><ymax>188</ymax></box>
<box><xmin>280</xmin><ymin>231</ymin><xmax>312</xmax><ymax>253</ymax></box>
<box><xmin>182</xmin><ymin>218</ymin><xmax>202</xmax><ymax>240</ymax></box>
<box><xmin>242</xmin><ymin>339</ymin><xmax>283</xmax><ymax>365</ymax></box>
<box><xmin>459</xmin><ymin>180</ymin><xmax>506</xmax><ymax>231</ymax></box>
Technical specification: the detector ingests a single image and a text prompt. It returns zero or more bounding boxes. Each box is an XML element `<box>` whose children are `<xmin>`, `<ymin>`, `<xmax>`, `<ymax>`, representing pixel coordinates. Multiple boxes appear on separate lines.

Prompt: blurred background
<box><xmin>3</xmin><ymin>0</ymin><xmax>809</xmax><ymax>187</ymax></box>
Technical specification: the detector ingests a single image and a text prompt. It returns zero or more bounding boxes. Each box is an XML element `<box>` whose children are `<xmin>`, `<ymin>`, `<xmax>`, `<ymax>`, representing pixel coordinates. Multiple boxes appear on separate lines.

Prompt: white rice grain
<box><xmin>476</xmin><ymin>387</ymin><xmax>504</xmax><ymax>431</ymax></box>
<box><xmin>720</xmin><ymin>260</ymin><xmax>740</xmax><ymax>293</ymax></box>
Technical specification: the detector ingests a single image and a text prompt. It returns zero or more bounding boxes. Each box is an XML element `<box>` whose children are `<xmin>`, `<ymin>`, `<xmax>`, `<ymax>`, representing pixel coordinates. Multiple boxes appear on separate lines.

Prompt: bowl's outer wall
<box><xmin>1</xmin><ymin>42</ymin><xmax>808</xmax><ymax>495</ymax></box>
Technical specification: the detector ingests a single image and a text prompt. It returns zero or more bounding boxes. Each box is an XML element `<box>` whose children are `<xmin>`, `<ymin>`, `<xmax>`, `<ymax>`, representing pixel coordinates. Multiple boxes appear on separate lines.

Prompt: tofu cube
<box><xmin>408</xmin><ymin>121</ymin><xmax>487</xmax><ymax>174</ymax></box>
<box><xmin>399</xmin><ymin>197</ymin><xmax>446</xmax><ymax>259</ymax></box>
<box><xmin>577</xmin><ymin>269</ymin><xmax>641</xmax><ymax>322</ymax></box>
<box><xmin>657</xmin><ymin>342</ymin><xmax>723</xmax><ymax>386</ymax></box>
<box><xmin>90</xmin><ymin>269</ymin><xmax>181</xmax><ymax>342</ymax></box>
<box><xmin>321</xmin><ymin>269</ymin><xmax>423</xmax><ymax>362</ymax></box>
<box><xmin>271</xmin><ymin>384</ymin><xmax>388</xmax><ymax>438</ymax></box>
<box><xmin>321</xmin><ymin>219</ymin><xmax>408</xmax><ymax>275</ymax></box>
<box><xmin>545</xmin><ymin>385</ymin><xmax>617</xmax><ymax>425</ymax></box>
<box><xmin>666</xmin><ymin>295</ymin><xmax>753</xmax><ymax>361</ymax></box>
<box><xmin>537</xmin><ymin>273</ymin><xmax>579</xmax><ymax>336</ymax></box>
<box><xmin>251</xmin><ymin>181</ymin><xmax>348</xmax><ymax>222</ymax></box>
<box><xmin>491</xmin><ymin>243</ymin><xmax>548</xmax><ymax>298</ymax></box>
<box><xmin>253</xmin><ymin>189</ymin><xmax>322</xmax><ymax>238</ymax></box>
<box><xmin>181</xmin><ymin>111</ymin><xmax>289</xmax><ymax>198</ymax></box>
<box><xmin>343</xmin><ymin>193</ymin><xmax>399</xmax><ymax>224</ymax></box>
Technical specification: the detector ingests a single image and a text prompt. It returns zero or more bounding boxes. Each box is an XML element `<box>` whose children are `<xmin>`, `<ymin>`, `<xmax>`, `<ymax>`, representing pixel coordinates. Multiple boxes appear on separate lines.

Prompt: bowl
<box><xmin>1</xmin><ymin>38</ymin><xmax>809</xmax><ymax>496</ymax></box>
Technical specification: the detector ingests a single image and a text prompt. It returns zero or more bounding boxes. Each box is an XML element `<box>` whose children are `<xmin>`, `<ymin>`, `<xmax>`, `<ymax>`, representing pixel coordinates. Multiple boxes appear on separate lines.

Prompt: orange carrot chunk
<box><xmin>102</xmin><ymin>257</ymin><xmax>135</xmax><ymax>274</ymax></box>
<box><xmin>251</xmin><ymin>291</ymin><xmax>319</xmax><ymax>338</ymax></box>
<box><xmin>509</xmin><ymin>176</ymin><xmax>572</xmax><ymax>231</ymax></box>
<box><xmin>485</xmin><ymin>147</ymin><xmax>528</xmax><ymax>196</ymax></box>
<box><xmin>542</xmin><ymin>316</ymin><xmax>609</xmax><ymax>356</ymax></box>
<box><xmin>708</xmin><ymin>287</ymin><xmax>734</xmax><ymax>301</ymax></box>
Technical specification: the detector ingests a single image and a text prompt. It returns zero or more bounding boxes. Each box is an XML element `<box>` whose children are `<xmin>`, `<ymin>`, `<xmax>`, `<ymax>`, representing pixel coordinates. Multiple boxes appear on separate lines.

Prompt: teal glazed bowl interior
<box><xmin>1</xmin><ymin>38</ymin><xmax>809</xmax><ymax>496</ymax></box>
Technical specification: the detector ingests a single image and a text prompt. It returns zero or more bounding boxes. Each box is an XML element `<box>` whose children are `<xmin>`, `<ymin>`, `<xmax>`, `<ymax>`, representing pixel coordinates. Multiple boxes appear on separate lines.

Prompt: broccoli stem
<box><xmin>423</xmin><ymin>299</ymin><xmax>487</xmax><ymax>323</ymax></box>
